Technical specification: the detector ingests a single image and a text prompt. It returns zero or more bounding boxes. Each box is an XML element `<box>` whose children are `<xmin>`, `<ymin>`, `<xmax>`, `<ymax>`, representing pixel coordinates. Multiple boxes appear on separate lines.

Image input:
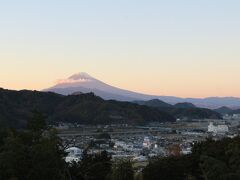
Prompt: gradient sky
<box><xmin>0</xmin><ymin>0</ymin><xmax>240</xmax><ymax>98</ymax></box>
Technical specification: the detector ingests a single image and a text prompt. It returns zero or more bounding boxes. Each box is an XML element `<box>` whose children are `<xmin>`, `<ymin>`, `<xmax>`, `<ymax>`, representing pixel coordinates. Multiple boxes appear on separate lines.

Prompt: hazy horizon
<box><xmin>1</xmin><ymin>71</ymin><xmax>240</xmax><ymax>99</ymax></box>
<box><xmin>1</xmin><ymin>1</ymin><xmax>240</xmax><ymax>98</ymax></box>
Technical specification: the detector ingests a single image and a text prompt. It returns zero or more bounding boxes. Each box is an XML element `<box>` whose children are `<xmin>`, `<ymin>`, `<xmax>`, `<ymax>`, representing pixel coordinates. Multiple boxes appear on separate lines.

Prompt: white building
<box><xmin>143</xmin><ymin>137</ymin><xmax>151</xmax><ymax>149</ymax></box>
<box><xmin>181</xmin><ymin>147</ymin><xmax>192</xmax><ymax>155</ymax></box>
<box><xmin>208</xmin><ymin>122</ymin><xmax>229</xmax><ymax>134</ymax></box>
<box><xmin>133</xmin><ymin>155</ymin><xmax>148</xmax><ymax>162</ymax></box>
<box><xmin>233</xmin><ymin>114</ymin><xmax>240</xmax><ymax>120</ymax></box>
<box><xmin>65</xmin><ymin>147</ymin><xmax>82</xmax><ymax>163</ymax></box>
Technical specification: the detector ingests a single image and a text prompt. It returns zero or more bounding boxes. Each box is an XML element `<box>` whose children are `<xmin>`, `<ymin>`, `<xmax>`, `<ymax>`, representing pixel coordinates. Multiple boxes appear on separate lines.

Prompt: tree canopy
<box><xmin>143</xmin><ymin>137</ymin><xmax>240</xmax><ymax>180</ymax></box>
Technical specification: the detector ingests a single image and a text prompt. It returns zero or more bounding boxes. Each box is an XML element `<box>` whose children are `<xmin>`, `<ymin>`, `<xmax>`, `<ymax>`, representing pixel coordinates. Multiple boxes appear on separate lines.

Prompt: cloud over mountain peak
<box><xmin>56</xmin><ymin>72</ymin><xmax>94</xmax><ymax>85</ymax></box>
<box><xmin>68</xmin><ymin>72</ymin><xmax>94</xmax><ymax>81</ymax></box>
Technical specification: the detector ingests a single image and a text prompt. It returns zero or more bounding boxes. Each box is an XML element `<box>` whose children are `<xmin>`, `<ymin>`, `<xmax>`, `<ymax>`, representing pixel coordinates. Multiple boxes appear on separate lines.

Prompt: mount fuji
<box><xmin>44</xmin><ymin>72</ymin><xmax>240</xmax><ymax>108</ymax></box>
<box><xmin>44</xmin><ymin>72</ymin><xmax>155</xmax><ymax>101</ymax></box>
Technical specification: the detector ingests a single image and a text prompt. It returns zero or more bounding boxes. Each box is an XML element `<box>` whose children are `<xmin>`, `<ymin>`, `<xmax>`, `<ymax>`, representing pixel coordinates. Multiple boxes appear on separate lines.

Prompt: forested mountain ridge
<box><xmin>0</xmin><ymin>88</ymin><xmax>222</xmax><ymax>128</ymax></box>
<box><xmin>134</xmin><ymin>99</ymin><xmax>222</xmax><ymax>120</ymax></box>
<box><xmin>0</xmin><ymin>88</ymin><xmax>175</xmax><ymax>128</ymax></box>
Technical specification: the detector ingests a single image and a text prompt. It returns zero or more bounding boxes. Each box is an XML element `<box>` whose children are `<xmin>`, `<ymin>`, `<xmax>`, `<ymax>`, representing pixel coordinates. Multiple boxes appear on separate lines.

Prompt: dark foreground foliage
<box><xmin>69</xmin><ymin>150</ymin><xmax>112</xmax><ymax>180</ymax></box>
<box><xmin>143</xmin><ymin>137</ymin><xmax>240</xmax><ymax>180</ymax></box>
<box><xmin>0</xmin><ymin>112</ymin><xmax>239</xmax><ymax>180</ymax></box>
<box><xmin>0</xmin><ymin>112</ymin><xmax>68</xmax><ymax>180</ymax></box>
<box><xmin>0</xmin><ymin>113</ymin><xmax>132</xmax><ymax>180</ymax></box>
<box><xmin>111</xmin><ymin>160</ymin><xmax>134</xmax><ymax>180</ymax></box>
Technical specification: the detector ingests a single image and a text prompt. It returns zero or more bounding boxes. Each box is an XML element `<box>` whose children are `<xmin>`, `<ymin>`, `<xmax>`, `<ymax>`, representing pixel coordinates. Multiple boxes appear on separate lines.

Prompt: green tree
<box><xmin>0</xmin><ymin>112</ymin><xmax>68</xmax><ymax>180</ymax></box>
<box><xmin>69</xmin><ymin>150</ymin><xmax>112</xmax><ymax>180</ymax></box>
<box><xmin>226</xmin><ymin>138</ymin><xmax>240</xmax><ymax>174</ymax></box>
<box><xmin>111</xmin><ymin>160</ymin><xmax>134</xmax><ymax>180</ymax></box>
<box><xmin>96</xmin><ymin>133</ymin><xmax>111</xmax><ymax>140</ymax></box>
<box><xmin>200</xmin><ymin>155</ymin><xmax>229</xmax><ymax>180</ymax></box>
<box><xmin>143</xmin><ymin>156</ymin><xmax>188</xmax><ymax>180</ymax></box>
<box><xmin>142</xmin><ymin>137</ymin><xmax>240</xmax><ymax>180</ymax></box>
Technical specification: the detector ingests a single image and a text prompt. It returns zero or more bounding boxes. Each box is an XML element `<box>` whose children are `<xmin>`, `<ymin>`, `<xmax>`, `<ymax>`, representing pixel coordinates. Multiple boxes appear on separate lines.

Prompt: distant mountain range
<box><xmin>134</xmin><ymin>99</ymin><xmax>221</xmax><ymax>120</ymax></box>
<box><xmin>44</xmin><ymin>72</ymin><xmax>240</xmax><ymax>108</ymax></box>
<box><xmin>214</xmin><ymin>106</ymin><xmax>233</xmax><ymax>115</ymax></box>
<box><xmin>214</xmin><ymin>106</ymin><xmax>240</xmax><ymax>115</ymax></box>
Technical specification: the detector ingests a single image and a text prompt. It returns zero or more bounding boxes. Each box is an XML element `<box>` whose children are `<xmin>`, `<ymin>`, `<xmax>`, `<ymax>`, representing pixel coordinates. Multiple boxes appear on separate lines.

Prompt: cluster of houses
<box><xmin>63</xmin><ymin>117</ymin><xmax>240</xmax><ymax>165</ymax></box>
<box><xmin>208</xmin><ymin>122</ymin><xmax>229</xmax><ymax>134</ymax></box>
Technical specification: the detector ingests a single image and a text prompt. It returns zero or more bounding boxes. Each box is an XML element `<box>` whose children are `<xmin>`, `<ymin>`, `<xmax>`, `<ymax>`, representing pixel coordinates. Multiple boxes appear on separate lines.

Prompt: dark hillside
<box><xmin>0</xmin><ymin>89</ymin><xmax>175</xmax><ymax>128</ymax></box>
